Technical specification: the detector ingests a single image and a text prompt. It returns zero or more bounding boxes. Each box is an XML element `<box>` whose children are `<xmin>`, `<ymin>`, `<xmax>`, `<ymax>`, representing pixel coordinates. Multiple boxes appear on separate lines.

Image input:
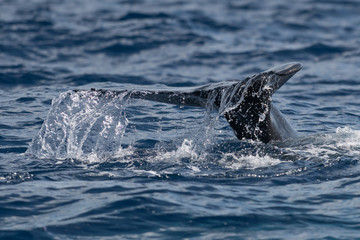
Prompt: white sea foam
<box><xmin>335</xmin><ymin>126</ymin><xmax>360</xmax><ymax>148</ymax></box>
<box><xmin>153</xmin><ymin>139</ymin><xmax>200</xmax><ymax>162</ymax></box>
<box><xmin>281</xmin><ymin>126</ymin><xmax>360</xmax><ymax>162</ymax></box>
<box><xmin>220</xmin><ymin>152</ymin><xmax>281</xmax><ymax>169</ymax></box>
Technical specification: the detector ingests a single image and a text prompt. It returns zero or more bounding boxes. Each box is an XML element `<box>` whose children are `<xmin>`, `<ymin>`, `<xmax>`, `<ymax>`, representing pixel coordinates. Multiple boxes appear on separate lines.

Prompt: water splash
<box><xmin>26</xmin><ymin>90</ymin><xmax>129</xmax><ymax>161</ymax></box>
<box><xmin>154</xmin><ymin>139</ymin><xmax>199</xmax><ymax>162</ymax></box>
<box><xmin>25</xmin><ymin>84</ymin><xmax>360</xmax><ymax>178</ymax></box>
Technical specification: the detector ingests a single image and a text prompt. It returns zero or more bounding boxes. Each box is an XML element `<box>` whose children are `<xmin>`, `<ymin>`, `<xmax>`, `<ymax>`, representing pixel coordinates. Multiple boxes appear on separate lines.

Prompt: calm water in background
<box><xmin>1</xmin><ymin>0</ymin><xmax>360</xmax><ymax>239</ymax></box>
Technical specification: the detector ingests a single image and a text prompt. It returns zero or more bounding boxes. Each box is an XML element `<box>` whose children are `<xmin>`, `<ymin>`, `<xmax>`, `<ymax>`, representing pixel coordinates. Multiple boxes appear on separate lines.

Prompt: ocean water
<box><xmin>1</xmin><ymin>0</ymin><xmax>360</xmax><ymax>239</ymax></box>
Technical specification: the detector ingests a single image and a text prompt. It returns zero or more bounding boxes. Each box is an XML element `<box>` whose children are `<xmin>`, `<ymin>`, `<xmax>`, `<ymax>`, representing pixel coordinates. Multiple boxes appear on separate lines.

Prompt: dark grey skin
<box><xmin>81</xmin><ymin>62</ymin><xmax>302</xmax><ymax>143</ymax></box>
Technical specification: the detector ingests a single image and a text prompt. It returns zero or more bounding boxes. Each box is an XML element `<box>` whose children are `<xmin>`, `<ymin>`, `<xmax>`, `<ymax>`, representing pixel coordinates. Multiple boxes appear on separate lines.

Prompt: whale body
<box><xmin>80</xmin><ymin>62</ymin><xmax>302</xmax><ymax>143</ymax></box>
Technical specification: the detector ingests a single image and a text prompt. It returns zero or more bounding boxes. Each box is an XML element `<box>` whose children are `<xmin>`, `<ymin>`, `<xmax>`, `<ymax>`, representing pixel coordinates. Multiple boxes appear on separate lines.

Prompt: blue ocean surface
<box><xmin>1</xmin><ymin>0</ymin><xmax>360</xmax><ymax>239</ymax></box>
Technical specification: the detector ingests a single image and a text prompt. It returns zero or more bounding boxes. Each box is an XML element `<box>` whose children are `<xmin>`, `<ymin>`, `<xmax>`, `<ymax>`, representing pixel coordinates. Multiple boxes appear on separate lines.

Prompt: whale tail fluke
<box><xmin>74</xmin><ymin>62</ymin><xmax>302</xmax><ymax>143</ymax></box>
<box><xmin>221</xmin><ymin>62</ymin><xmax>302</xmax><ymax>142</ymax></box>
